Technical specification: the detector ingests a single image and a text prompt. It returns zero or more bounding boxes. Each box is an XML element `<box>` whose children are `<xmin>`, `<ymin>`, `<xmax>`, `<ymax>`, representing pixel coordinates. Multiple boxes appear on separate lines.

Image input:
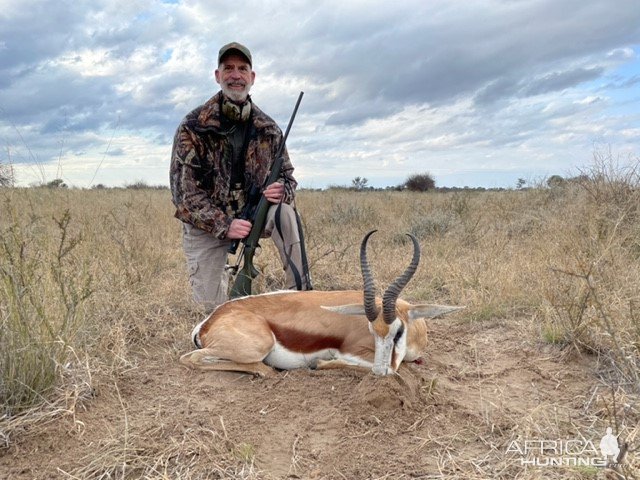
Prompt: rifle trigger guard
<box><xmin>225</xmin><ymin>264</ymin><xmax>239</xmax><ymax>274</ymax></box>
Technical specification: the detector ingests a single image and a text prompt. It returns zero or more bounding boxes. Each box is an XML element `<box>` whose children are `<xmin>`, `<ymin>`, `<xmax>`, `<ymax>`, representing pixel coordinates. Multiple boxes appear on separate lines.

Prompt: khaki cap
<box><xmin>218</xmin><ymin>42</ymin><xmax>252</xmax><ymax>66</ymax></box>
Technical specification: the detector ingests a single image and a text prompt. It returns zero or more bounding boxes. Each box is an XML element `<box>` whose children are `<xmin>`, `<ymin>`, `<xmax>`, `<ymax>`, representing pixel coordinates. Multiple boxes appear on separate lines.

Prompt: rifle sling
<box><xmin>274</xmin><ymin>201</ymin><xmax>313</xmax><ymax>291</ymax></box>
<box><xmin>295</xmin><ymin>205</ymin><xmax>313</xmax><ymax>290</ymax></box>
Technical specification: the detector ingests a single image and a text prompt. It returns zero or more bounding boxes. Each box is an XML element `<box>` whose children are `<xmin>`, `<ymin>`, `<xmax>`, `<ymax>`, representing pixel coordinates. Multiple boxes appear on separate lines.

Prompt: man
<box><xmin>170</xmin><ymin>41</ymin><xmax>311</xmax><ymax>311</ymax></box>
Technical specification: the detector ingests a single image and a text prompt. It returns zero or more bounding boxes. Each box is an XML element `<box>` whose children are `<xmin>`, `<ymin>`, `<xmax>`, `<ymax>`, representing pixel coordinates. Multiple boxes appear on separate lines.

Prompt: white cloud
<box><xmin>1</xmin><ymin>0</ymin><xmax>639</xmax><ymax>189</ymax></box>
<box><xmin>575</xmin><ymin>96</ymin><xmax>604</xmax><ymax>105</ymax></box>
<box><xmin>607</xmin><ymin>47</ymin><xmax>636</xmax><ymax>60</ymax></box>
<box><xmin>53</xmin><ymin>48</ymin><xmax>123</xmax><ymax>77</ymax></box>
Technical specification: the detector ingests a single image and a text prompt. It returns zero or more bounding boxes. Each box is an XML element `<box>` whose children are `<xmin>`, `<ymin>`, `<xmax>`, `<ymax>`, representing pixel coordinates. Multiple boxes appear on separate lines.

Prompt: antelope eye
<box><xmin>393</xmin><ymin>325</ymin><xmax>405</xmax><ymax>344</ymax></box>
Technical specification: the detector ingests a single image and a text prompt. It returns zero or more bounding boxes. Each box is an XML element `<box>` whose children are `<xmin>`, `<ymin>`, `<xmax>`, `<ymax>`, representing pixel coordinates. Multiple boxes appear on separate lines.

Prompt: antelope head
<box><xmin>326</xmin><ymin>230</ymin><xmax>462</xmax><ymax>375</ymax></box>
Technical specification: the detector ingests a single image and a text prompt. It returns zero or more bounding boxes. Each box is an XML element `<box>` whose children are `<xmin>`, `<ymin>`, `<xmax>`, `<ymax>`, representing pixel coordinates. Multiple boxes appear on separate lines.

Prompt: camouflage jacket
<box><xmin>170</xmin><ymin>91</ymin><xmax>297</xmax><ymax>239</ymax></box>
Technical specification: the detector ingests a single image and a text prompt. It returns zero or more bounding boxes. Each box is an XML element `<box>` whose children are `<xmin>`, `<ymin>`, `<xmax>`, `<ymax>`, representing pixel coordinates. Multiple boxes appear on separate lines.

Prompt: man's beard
<box><xmin>221</xmin><ymin>82</ymin><xmax>251</xmax><ymax>103</ymax></box>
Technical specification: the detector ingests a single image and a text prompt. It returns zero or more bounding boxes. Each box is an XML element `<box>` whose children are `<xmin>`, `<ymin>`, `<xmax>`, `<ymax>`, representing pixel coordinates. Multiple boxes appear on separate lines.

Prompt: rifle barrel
<box><xmin>276</xmin><ymin>91</ymin><xmax>304</xmax><ymax>160</ymax></box>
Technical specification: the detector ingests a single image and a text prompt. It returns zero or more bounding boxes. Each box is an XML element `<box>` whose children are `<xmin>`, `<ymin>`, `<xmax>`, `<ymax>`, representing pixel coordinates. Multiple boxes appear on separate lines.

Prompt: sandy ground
<box><xmin>0</xmin><ymin>314</ymin><xmax>631</xmax><ymax>479</ymax></box>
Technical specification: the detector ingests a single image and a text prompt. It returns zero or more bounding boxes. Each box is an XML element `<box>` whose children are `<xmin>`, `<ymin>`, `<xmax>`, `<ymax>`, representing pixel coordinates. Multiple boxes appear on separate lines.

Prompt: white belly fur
<box><xmin>263</xmin><ymin>341</ymin><xmax>373</xmax><ymax>370</ymax></box>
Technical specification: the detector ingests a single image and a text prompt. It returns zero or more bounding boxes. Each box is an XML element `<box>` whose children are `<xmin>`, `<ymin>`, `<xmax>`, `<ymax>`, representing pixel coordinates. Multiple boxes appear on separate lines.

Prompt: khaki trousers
<box><xmin>182</xmin><ymin>203</ymin><xmax>310</xmax><ymax>311</ymax></box>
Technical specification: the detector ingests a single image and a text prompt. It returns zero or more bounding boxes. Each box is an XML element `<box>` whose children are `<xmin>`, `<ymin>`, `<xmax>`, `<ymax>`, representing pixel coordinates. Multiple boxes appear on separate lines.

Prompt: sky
<box><xmin>1</xmin><ymin>0</ymin><xmax>640</xmax><ymax>189</ymax></box>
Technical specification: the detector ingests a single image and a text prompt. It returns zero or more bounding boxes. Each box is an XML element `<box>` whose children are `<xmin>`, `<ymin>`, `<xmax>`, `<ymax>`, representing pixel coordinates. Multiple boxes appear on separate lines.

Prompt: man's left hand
<box><xmin>263</xmin><ymin>182</ymin><xmax>285</xmax><ymax>203</ymax></box>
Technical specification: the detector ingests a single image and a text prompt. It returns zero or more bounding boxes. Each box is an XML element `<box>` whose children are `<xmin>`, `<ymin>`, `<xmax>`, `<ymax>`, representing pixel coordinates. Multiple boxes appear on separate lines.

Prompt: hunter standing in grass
<box><xmin>170</xmin><ymin>42</ymin><xmax>311</xmax><ymax>311</ymax></box>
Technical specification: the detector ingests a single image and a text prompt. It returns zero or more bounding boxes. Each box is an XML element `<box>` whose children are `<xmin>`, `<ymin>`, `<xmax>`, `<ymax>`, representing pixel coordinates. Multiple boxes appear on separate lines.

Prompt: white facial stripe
<box><xmin>371</xmin><ymin>318</ymin><xmax>407</xmax><ymax>375</ymax></box>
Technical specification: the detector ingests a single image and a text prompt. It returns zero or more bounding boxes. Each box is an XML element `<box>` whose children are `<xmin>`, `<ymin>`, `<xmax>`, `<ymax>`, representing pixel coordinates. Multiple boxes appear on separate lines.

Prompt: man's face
<box><xmin>215</xmin><ymin>54</ymin><xmax>255</xmax><ymax>103</ymax></box>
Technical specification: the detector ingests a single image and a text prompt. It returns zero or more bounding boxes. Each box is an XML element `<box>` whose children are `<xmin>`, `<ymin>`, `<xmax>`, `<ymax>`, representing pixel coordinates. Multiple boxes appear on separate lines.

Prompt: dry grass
<box><xmin>2</xmin><ymin>156</ymin><xmax>640</xmax><ymax>478</ymax></box>
<box><xmin>57</xmin><ymin>417</ymin><xmax>262</xmax><ymax>480</ymax></box>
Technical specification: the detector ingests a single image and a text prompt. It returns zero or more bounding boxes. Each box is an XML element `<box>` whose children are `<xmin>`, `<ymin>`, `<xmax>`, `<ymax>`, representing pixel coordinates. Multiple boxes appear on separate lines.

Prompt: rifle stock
<box><xmin>230</xmin><ymin>244</ymin><xmax>260</xmax><ymax>298</ymax></box>
<box><xmin>229</xmin><ymin>92</ymin><xmax>303</xmax><ymax>298</ymax></box>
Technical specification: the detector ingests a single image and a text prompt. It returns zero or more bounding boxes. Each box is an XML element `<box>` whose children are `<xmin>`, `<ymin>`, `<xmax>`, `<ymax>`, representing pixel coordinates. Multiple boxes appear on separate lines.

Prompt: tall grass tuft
<box><xmin>541</xmin><ymin>153</ymin><xmax>640</xmax><ymax>385</ymax></box>
<box><xmin>1</xmin><ymin>195</ymin><xmax>92</xmax><ymax>417</ymax></box>
<box><xmin>1</xmin><ymin>188</ymin><xmax>180</xmax><ymax>446</ymax></box>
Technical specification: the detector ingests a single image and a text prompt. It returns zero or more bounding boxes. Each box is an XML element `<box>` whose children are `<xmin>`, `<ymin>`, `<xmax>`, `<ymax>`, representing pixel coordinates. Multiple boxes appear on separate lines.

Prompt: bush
<box><xmin>405</xmin><ymin>173</ymin><xmax>435</xmax><ymax>192</ymax></box>
<box><xmin>1</xmin><ymin>205</ymin><xmax>92</xmax><ymax>416</ymax></box>
<box><xmin>546</xmin><ymin>175</ymin><xmax>565</xmax><ymax>188</ymax></box>
<box><xmin>45</xmin><ymin>178</ymin><xmax>67</xmax><ymax>189</ymax></box>
<box><xmin>541</xmin><ymin>153</ymin><xmax>640</xmax><ymax>385</ymax></box>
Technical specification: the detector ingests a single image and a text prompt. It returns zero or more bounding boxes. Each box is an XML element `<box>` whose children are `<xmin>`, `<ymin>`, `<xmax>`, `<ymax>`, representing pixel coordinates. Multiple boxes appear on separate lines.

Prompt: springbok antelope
<box><xmin>180</xmin><ymin>230</ymin><xmax>463</xmax><ymax>376</ymax></box>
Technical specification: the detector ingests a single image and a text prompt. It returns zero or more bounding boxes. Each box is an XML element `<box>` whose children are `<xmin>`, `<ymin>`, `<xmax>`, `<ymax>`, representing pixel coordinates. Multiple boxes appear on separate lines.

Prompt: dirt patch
<box><xmin>0</xmin><ymin>317</ymin><xmax>621</xmax><ymax>479</ymax></box>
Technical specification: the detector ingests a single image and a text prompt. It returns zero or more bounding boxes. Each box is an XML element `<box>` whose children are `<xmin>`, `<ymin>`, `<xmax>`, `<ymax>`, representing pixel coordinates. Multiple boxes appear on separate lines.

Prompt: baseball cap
<box><xmin>218</xmin><ymin>42</ymin><xmax>252</xmax><ymax>66</ymax></box>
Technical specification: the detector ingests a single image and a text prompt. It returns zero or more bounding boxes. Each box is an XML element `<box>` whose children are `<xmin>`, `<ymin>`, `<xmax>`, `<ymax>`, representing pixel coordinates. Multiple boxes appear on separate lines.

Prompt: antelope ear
<box><xmin>321</xmin><ymin>304</ymin><xmax>367</xmax><ymax>316</ymax></box>
<box><xmin>408</xmin><ymin>304</ymin><xmax>465</xmax><ymax>321</ymax></box>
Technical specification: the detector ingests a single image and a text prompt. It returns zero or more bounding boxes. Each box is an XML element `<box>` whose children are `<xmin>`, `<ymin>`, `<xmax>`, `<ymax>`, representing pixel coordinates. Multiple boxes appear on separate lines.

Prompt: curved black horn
<box><xmin>382</xmin><ymin>234</ymin><xmax>421</xmax><ymax>324</ymax></box>
<box><xmin>360</xmin><ymin>230</ymin><xmax>379</xmax><ymax>322</ymax></box>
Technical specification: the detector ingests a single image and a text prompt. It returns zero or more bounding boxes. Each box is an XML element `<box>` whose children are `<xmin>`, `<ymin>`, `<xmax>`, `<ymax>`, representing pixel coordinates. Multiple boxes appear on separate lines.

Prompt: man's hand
<box><xmin>227</xmin><ymin>219</ymin><xmax>252</xmax><ymax>239</ymax></box>
<box><xmin>263</xmin><ymin>182</ymin><xmax>285</xmax><ymax>203</ymax></box>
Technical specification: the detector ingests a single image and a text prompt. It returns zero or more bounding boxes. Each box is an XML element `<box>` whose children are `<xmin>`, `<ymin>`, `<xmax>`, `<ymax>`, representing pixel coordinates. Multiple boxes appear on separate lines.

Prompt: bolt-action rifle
<box><xmin>228</xmin><ymin>91</ymin><xmax>304</xmax><ymax>298</ymax></box>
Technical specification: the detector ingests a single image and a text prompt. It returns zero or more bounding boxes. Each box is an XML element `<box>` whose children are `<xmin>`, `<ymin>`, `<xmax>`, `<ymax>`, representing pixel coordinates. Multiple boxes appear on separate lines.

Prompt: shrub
<box><xmin>546</xmin><ymin>175</ymin><xmax>565</xmax><ymax>188</ymax></box>
<box><xmin>541</xmin><ymin>153</ymin><xmax>640</xmax><ymax>385</ymax></box>
<box><xmin>405</xmin><ymin>173</ymin><xmax>435</xmax><ymax>192</ymax></box>
<box><xmin>45</xmin><ymin>178</ymin><xmax>67</xmax><ymax>188</ymax></box>
<box><xmin>1</xmin><ymin>205</ymin><xmax>92</xmax><ymax>416</ymax></box>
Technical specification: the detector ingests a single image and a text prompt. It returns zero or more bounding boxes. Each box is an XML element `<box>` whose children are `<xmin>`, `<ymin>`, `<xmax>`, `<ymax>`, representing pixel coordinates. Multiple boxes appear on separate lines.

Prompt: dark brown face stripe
<box><xmin>267</xmin><ymin>322</ymin><xmax>343</xmax><ymax>353</ymax></box>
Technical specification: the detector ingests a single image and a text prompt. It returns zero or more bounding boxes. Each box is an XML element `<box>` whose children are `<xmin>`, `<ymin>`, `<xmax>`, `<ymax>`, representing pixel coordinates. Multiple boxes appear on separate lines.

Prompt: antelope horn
<box><xmin>360</xmin><ymin>230</ymin><xmax>379</xmax><ymax>322</ymax></box>
<box><xmin>382</xmin><ymin>234</ymin><xmax>420</xmax><ymax>324</ymax></box>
